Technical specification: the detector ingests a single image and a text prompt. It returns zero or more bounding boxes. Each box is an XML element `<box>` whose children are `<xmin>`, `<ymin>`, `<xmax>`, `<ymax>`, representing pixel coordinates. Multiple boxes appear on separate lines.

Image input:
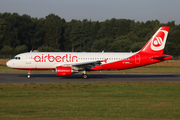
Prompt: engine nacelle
<box><xmin>56</xmin><ymin>66</ymin><xmax>72</xmax><ymax>76</ymax></box>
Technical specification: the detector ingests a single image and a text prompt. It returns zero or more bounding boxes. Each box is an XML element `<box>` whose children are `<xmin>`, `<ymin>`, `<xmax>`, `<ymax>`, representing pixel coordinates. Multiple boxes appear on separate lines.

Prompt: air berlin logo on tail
<box><xmin>153</xmin><ymin>37</ymin><xmax>163</xmax><ymax>46</ymax></box>
<box><xmin>151</xmin><ymin>30</ymin><xmax>168</xmax><ymax>51</ymax></box>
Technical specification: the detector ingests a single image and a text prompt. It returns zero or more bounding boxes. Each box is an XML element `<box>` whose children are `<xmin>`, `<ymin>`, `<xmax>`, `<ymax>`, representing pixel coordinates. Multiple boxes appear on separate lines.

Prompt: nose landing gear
<box><xmin>27</xmin><ymin>70</ymin><xmax>31</xmax><ymax>78</ymax></box>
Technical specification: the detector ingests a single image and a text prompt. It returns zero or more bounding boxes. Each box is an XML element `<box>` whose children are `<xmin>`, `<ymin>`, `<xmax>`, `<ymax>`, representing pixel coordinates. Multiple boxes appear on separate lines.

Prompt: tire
<box><xmin>27</xmin><ymin>75</ymin><xmax>31</xmax><ymax>79</ymax></box>
<box><xmin>82</xmin><ymin>74</ymin><xmax>88</xmax><ymax>79</ymax></box>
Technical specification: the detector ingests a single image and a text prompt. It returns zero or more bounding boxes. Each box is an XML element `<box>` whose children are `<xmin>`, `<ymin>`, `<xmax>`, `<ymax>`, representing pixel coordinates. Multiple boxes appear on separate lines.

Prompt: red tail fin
<box><xmin>140</xmin><ymin>26</ymin><xmax>170</xmax><ymax>54</ymax></box>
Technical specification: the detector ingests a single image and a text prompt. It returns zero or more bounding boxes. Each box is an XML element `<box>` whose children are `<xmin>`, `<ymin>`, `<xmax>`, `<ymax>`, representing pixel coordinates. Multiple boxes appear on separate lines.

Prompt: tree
<box><xmin>109</xmin><ymin>39</ymin><xmax>132</xmax><ymax>52</ymax></box>
<box><xmin>69</xmin><ymin>20</ymin><xmax>82</xmax><ymax>51</ymax></box>
<box><xmin>63</xmin><ymin>20</ymin><xmax>77</xmax><ymax>51</ymax></box>
<box><xmin>0</xmin><ymin>12</ymin><xmax>179</xmax><ymax>57</ymax></box>
<box><xmin>14</xmin><ymin>45</ymin><xmax>28</xmax><ymax>55</ymax></box>
<box><xmin>37</xmin><ymin>45</ymin><xmax>61</xmax><ymax>52</ymax></box>
<box><xmin>43</xmin><ymin>14</ymin><xmax>65</xmax><ymax>50</ymax></box>
<box><xmin>92</xmin><ymin>39</ymin><xmax>106</xmax><ymax>52</ymax></box>
<box><xmin>0</xmin><ymin>18</ymin><xmax>6</xmax><ymax>49</ymax></box>
<box><xmin>30</xmin><ymin>18</ymin><xmax>44</xmax><ymax>50</ymax></box>
<box><xmin>0</xmin><ymin>45</ymin><xmax>13</xmax><ymax>55</ymax></box>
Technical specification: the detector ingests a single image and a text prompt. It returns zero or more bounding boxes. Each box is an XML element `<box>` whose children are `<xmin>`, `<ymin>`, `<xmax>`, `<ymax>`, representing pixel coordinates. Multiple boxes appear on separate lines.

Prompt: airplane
<box><xmin>6</xmin><ymin>26</ymin><xmax>172</xmax><ymax>79</ymax></box>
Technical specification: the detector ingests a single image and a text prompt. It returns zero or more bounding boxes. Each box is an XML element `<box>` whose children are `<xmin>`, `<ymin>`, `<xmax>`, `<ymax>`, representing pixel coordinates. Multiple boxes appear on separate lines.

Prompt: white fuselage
<box><xmin>6</xmin><ymin>52</ymin><xmax>136</xmax><ymax>70</ymax></box>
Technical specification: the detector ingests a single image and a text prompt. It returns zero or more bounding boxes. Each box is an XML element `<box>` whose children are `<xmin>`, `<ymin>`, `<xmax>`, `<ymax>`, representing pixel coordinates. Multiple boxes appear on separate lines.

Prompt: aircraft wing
<box><xmin>72</xmin><ymin>60</ymin><xmax>102</xmax><ymax>69</ymax></box>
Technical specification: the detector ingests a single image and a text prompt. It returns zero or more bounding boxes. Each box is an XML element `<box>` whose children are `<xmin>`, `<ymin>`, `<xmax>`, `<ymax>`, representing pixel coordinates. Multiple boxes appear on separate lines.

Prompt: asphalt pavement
<box><xmin>0</xmin><ymin>73</ymin><xmax>180</xmax><ymax>83</ymax></box>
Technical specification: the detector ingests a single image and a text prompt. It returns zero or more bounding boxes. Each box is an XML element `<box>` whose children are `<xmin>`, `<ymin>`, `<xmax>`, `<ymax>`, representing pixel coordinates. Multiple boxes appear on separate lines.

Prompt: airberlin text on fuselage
<box><xmin>34</xmin><ymin>54</ymin><xmax>78</xmax><ymax>62</ymax></box>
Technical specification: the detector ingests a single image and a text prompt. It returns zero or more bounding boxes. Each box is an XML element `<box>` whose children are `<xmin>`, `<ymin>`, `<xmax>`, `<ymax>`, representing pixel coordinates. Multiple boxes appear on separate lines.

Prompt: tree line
<box><xmin>0</xmin><ymin>12</ymin><xmax>180</xmax><ymax>57</ymax></box>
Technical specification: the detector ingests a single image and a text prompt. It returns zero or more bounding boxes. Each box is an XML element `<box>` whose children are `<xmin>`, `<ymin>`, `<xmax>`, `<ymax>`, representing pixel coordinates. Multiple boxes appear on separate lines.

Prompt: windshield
<box><xmin>13</xmin><ymin>57</ymin><xmax>21</xmax><ymax>60</ymax></box>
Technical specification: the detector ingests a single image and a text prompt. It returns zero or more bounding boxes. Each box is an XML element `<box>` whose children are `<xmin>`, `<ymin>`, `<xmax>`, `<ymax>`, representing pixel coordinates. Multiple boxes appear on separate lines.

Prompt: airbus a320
<box><xmin>6</xmin><ymin>27</ymin><xmax>172</xmax><ymax>79</ymax></box>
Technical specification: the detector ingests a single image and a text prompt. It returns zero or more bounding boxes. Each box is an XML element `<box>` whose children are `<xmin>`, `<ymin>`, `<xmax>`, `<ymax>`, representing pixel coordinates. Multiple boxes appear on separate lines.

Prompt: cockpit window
<box><xmin>13</xmin><ymin>57</ymin><xmax>21</xmax><ymax>60</ymax></box>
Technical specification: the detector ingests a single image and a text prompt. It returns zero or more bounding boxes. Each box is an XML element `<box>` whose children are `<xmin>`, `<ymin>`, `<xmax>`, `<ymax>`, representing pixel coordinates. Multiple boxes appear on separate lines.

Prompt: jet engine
<box><xmin>56</xmin><ymin>66</ymin><xmax>77</xmax><ymax>76</ymax></box>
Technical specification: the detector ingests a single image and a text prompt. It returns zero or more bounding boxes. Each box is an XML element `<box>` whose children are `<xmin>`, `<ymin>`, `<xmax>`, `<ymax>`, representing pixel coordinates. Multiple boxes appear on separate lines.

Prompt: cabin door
<box><xmin>135</xmin><ymin>54</ymin><xmax>140</xmax><ymax>64</ymax></box>
<box><xmin>26</xmin><ymin>54</ymin><xmax>31</xmax><ymax>64</ymax></box>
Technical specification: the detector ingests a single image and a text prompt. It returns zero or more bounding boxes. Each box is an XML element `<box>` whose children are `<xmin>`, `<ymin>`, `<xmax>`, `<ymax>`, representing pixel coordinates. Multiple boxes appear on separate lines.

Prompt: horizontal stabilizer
<box><xmin>150</xmin><ymin>55</ymin><xmax>172</xmax><ymax>60</ymax></box>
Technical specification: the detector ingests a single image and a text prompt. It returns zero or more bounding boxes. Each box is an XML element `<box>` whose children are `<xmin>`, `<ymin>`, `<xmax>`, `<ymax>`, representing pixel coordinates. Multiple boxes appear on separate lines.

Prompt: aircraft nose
<box><xmin>6</xmin><ymin>60</ymin><xmax>13</xmax><ymax>68</ymax></box>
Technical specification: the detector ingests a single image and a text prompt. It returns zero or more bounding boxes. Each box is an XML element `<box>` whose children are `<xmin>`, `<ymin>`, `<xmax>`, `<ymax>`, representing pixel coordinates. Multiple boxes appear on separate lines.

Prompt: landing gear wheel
<box><xmin>82</xmin><ymin>74</ymin><xmax>88</xmax><ymax>79</ymax></box>
<box><xmin>27</xmin><ymin>74</ymin><xmax>31</xmax><ymax>79</ymax></box>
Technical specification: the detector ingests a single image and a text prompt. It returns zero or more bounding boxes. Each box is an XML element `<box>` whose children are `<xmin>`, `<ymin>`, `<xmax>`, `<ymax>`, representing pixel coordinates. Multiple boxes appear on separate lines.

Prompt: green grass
<box><xmin>0</xmin><ymin>82</ymin><xmax>180</xmax><ymax>120</ymax></box>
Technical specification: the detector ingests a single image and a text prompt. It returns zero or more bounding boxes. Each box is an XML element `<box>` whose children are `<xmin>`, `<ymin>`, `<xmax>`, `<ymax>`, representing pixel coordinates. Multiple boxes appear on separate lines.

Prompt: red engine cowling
<box><xmin>56</xmin><ymin>66</ymin><xmax>72</xmax><ymax>76</ymax></box>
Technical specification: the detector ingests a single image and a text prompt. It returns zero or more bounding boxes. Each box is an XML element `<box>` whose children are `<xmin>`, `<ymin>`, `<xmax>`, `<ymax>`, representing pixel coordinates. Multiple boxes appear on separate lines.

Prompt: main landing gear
<box><xmin>27</xmin><ymin>70</ymin><xmax>31</xmax><ymax>78</ymax></box>
<box><xmin>82</xmin><ymin>70</ymin><xmax>88</xmax><ymax>79</ymax></box>
<box><xmin>82</xmin><ymin>74</ymin><xmax>88</xmax><ymax>79</ymax></box>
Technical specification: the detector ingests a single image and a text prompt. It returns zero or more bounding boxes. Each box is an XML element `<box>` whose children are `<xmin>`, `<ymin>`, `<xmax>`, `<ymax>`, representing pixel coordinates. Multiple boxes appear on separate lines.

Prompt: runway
<box><xmin>0</xmin><ymin>73</ymin><xmax>180</xmax><ymax>83</ymax></box>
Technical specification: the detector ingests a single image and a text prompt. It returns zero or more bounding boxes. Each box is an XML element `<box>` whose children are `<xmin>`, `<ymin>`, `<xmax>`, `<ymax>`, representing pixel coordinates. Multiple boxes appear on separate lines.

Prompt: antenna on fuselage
<box><xmin>102</xmin><ymin>50</ymin><xmax>104</xmax><ymax>53</ymax></box>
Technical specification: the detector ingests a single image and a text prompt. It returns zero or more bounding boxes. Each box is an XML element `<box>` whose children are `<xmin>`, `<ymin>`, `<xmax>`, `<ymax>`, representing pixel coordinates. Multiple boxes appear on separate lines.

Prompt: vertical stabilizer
<box><xmin>140</xmin><ymin>27</ymin><xmax>170</xmax><ymax>54</ymax></box>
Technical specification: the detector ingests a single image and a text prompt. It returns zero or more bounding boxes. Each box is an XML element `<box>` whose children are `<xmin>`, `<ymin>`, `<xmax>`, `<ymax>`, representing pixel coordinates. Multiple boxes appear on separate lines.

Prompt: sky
<box><xmin>0</xmin><ymin>0</ymin><xmax>180</xmax><ymax>24</ymax></box>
